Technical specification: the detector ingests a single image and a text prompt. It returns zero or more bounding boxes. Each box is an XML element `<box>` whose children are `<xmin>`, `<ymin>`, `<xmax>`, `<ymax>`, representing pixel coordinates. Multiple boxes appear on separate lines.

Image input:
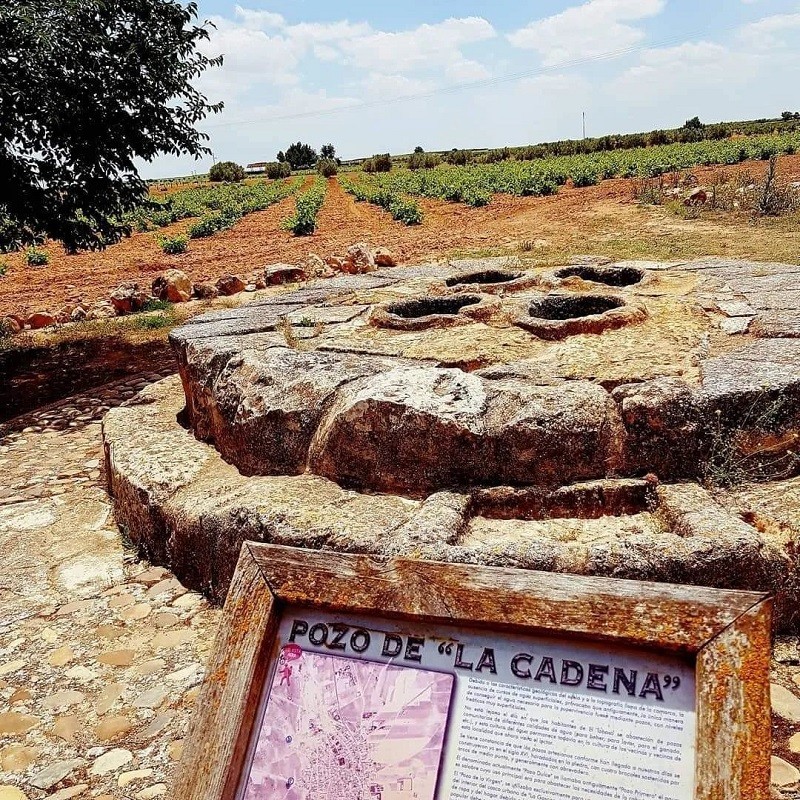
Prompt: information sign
<box><xmin>175</xmin><ymin>544</ymin><xmax>772</xmax><ymax>800</ymax></box>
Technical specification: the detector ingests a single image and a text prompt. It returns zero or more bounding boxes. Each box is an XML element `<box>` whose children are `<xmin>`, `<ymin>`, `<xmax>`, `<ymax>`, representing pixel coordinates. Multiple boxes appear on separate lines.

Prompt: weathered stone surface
<box><xmin>373</xmin><ymin>247</ymin><xmax>396</xmax><ymax>267</ymax></box>
<box><xmin>169</xmin><ymin>304</ymin><xmax>303</xmax><ymax>342</ymax></box>
<box><xmin>176</xmin><ymin>345</ymin><xmax>399</xmax><ymax>475</ymax></box>
<box><xmin>0</xmin><ymin>713</ymin><xmax>38</xmax><ymax>735</ymax></box>
<box><xmin>89</xmin><ymin>749</ymin><xmax>133</xmax><ymax>776</ymax></box>
<box><xmin>699</xmin><ymin>340</ymin><xmax>800</xmax><ymax>477</ymax></box>
<box><xmin>612</xmin><ymin>378</ymin><xmax>705</xmax><ymax>478</ymax></box>
<box><xmin>311</xmin><ymin>367</ymin><xmax>488</xmax><ymax>493</ymax></box>
<box><xmin>192</xmin><ymin>282</ymin><xmax>218</xmax><ymax>300</ymax></box>
<box><xmin>26</xmin><ymin>312</ymin><xmax>56</xmax><ymax>330</ymax></box>
<box><xmin>311</xmin><ymin>369</ymin><xmax>622</xmax><ymax>494</ymax></box>
<box><xmin>0</xmin><ymin>787</ymin><xmax>28</xmax><ymax>800</ymax></box>
<box><xmin>753</xmin><ymin>311</ymin><xmax>800</xmax><ymax>338</ymax></box>
<box><xmin>773</xmin><ymin>756</ymin><xmax>800</xmax><ymax>787</ymax></box>
<box><xmin>772</xmin><ymin>683</ymin><xmax>800</xmax><ymax>723</ymax></box>
<box><xmin>103</xmin><ymin>376</ymin><xmax>423</xmax><ymax>600</ymax></box>
<box><xmin>343</xmin><ymin>242</ymin><xmax>376</xmax><ymax>273</ymax></box>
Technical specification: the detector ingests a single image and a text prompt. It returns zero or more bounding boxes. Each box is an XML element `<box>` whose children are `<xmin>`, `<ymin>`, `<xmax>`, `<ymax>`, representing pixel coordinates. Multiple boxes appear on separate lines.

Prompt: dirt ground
<box><xmin>2</xmin><ymin>156</ymin><xmax>800</xmax><ymax>319</ymax></box>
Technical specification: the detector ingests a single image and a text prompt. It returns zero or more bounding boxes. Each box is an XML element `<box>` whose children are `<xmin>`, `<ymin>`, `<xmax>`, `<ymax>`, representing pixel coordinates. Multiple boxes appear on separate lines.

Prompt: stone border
<box><xmin>441</xmin><ymin>269</ymin><xmax>549</xmax><ymax>295</ymax></box>
<box><xmin>368</xmin><ymin>292</ymin><xmax>501</xmax><ymax>330</ymax></box>
<box><xmin>512</xmin><ymin>293</ymin><xmax>648</xmax><ymax>340</ymax></box>
<box><xmin>102</xmin><ymin>376</ymin><xmax>798</xmax><ymax>630</ymax></box>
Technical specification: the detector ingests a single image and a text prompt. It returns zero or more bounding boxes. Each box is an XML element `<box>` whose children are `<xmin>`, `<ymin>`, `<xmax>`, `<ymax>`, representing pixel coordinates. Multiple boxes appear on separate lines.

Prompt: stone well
<box><xmin>102</xmin><ymin>257</ymin><xmax>800</xmax><ymax>630</ymax></box>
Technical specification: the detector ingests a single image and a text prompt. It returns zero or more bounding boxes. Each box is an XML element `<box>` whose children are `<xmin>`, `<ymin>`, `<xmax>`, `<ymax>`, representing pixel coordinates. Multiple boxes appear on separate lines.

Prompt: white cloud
<box><xmin>445</xmin><ymin>59</ymin><xmax>492</xmax><ymax>83</ymax></box>
<box><xmin>233</xmin><ymin>6</ymin><xmax>284</xmax><ymax>29</ymax></box>
<box><xmin>360</xmin><ymin>73</ymin><xmax>438</xmax><ymax>99</ymax></box>
<box><xmin>340</xmin><ymin>17</ymin><xmax>496</xmax><ymax>74</ymax></box>
<box><xmin>200</xmin><ymin>16</ymin><xmax>303</xmax><ymax>87</ymax></box>
<box><xmin>508</xmin><ymin>0</ymin><xmax>665</xmax><ymax>66</ymax></box>
<box><xmin>738</xmin><ymin>12</ymin><xmax>800</xmax><ymax>49</ymax></box>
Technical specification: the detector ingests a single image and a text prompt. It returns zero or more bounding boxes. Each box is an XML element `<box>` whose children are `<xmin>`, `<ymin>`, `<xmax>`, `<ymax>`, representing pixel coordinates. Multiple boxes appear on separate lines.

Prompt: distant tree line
<box><xmin>384</xmin><ymin>114</ymin><xmax>800</xmax><ymax>170</ymax></box>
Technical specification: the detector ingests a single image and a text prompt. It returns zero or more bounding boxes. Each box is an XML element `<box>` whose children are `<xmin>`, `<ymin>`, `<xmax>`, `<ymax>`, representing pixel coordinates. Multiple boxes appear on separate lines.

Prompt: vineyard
<box><xmin>339</xmin><ymin>173</ymin><xmax>423</xmax><ymax>225</ymax></box>
<box><xmin>125</xmin><ymin>176</ymin><xmax>302</xmax><ymax>234</ymax></box>
<box><xmin>348</xmin><ymin>132</ymin><xmax>800</xmax><ymax>207</ymax></box>
<box><xmin>61</xmin><ymin>129</ymin><xmax>800</xmax><ymax>253</ymax></box>
<box><xmin>282</xmin><ymin>176</ymin><xmax>328</xmax><ymax>235</ymax></box>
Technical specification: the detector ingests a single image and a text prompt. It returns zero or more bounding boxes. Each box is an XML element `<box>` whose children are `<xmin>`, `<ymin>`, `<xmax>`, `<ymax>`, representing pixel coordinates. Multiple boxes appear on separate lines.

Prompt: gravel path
<box><xmin>0</xmin><ymin>373</ymin><xmax>220</xmax><ymax>800</ymax></box>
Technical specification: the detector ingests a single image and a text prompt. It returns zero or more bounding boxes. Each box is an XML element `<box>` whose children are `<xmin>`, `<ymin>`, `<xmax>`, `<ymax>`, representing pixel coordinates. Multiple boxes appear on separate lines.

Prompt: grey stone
<box><xmin>753</xmin><ymin>311</ymin><xmax>800</xmax><ymax>338</ymax></box>
<box><xmin>306</xmin><ymin>275</ymin><xmax>395</xmax><ymax>291</ymax></box>
<box><xmin>177</xmin><ymin>346</ymin><xmax>403</xmax><ymax>476</ymax></box>
<box><xmin>264</xmin><ymin>264</ymin><xmax>306</xmax><ymax>284</ymax></box>
<box><xmin>720</xmin><ymin>316</ymin><xmax>753</xmax><ymax>335</ymax></box>
<box><xmin>310</xmin><ymin>369</ymin><xmax>623</xmax><ymax>494</ymax></box>
<box><xmin>716</xmin><ymin>300</ymin><xmax>756</xmax><ymax>317</ymax></box>
<box><xmin>285</xmin><ymin>305</ymin><xmax>368</xmax><ymax>326</ymax></box>
<box><xmin>742</xmin><ymin>290</ymin><xmax>800</xmax><ymax>311</ymax></box>
<box><xmin>171</xmin><ymin>304</ymin><xmax>305</xmax><ymax>341</ymax></box>
<box><xmin>29</xmin><ymin>758</ymin><xmax>86</xmax><ymax>790</ymax></box>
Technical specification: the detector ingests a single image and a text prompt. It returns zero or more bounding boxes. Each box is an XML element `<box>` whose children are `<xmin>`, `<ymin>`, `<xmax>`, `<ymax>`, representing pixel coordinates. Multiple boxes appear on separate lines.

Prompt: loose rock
<box><xmin>26</xmin><ymin>312</ymin><xmax>56</xmax><ymax>330</ymax></box>
<box><xmin>152</xmin><ymin>269</ymin><xmax>192</xmax><ymax>303</ymax></box>
<box><xmin>110</xmin><ymin>283</ymin><xmax>149</xmax><ymax>315</ymax></box>
<box><xmin>215</xmin><ymin>274</ymin><xmax>245</xmax><ymax>296</ymax></box>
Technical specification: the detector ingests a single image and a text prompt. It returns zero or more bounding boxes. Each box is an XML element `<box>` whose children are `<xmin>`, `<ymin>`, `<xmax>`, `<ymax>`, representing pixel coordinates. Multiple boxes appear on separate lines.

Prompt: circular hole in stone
<box><xmin>528</xmin><ymin>295</ymin><xmax>624</xmax><ymax>320</ymax></box>
<box><xmin>386</xmin><ymin>295</ymin><xmax>482</xmax><ymax>319</ymax></box>
<box><xmin>445</xmin><ymin>270</ymin><xmax>523</xmax><ymax>287</ymax></box>
<box><xmin>554</xmin><ymin>265</ymin><xmax>644</xmax><ymax>287</ymax></box>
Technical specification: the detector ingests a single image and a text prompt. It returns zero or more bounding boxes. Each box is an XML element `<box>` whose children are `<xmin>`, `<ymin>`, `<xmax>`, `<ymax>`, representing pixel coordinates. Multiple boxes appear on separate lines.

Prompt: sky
<box><xmin>141</xmin><ymin>0</ymin><xmax>800</xmax><ymax>178</ymax></box>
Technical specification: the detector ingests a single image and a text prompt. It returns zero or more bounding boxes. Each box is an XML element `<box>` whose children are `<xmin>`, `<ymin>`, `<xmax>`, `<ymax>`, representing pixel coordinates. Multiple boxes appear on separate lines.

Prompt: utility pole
<box><xmin>582</xmin><ymin>111</ymin><xmax>586</xmax><ymax>139</ymax></box>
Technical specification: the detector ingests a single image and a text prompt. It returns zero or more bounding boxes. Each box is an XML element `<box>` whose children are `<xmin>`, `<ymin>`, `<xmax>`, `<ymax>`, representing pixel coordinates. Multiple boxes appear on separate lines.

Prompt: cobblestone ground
<box><xmin>3</xmin><ymin>374</ymin><xmax>800</xmax><ymax>798</ymax></box>
<box><xmin>0</xmin><ymin>373</ymin><xmax>220</xmax><ymax>800</ymax></box>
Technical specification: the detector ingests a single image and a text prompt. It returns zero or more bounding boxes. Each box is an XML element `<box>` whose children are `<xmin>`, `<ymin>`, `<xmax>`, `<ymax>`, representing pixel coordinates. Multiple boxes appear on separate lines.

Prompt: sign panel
<box><xmin>240</xmin><ymin>609</ymin><xmax>696</xmax><ymax>800</ymax></box>
<box><xmin>174</xmin><ymin>545</ymin><xmax>773</xmax><ymax>800</ymax></box>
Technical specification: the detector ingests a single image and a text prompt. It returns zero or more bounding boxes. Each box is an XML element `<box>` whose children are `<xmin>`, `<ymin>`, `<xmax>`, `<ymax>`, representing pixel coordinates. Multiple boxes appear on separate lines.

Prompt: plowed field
<box><xmin>3</xmin><ymin>156</ymin><xmax>800</xmax><ymax>319</ymax></box>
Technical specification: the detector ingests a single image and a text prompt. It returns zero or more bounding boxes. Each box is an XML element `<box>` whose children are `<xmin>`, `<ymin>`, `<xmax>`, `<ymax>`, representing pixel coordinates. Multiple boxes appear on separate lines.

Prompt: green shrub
<box><xmin>265</xmin><ymin>161</ymin><xmax>292</xmax><ymax>179</ymax></box>
<box><xmin>0</xmin><ymin>260</ymin><xmax>8</xmax><ymax>277</ymax></box>
<box><xmin>158</xmin><ymin>234</ymin><xmax>188</xmax><ymax>254</ymax></box>
<box><xmin>208</xmin><ymin>161</ymin><xmax>245</xmax><ymax>182</ymax></box>
<box><xmin>445</xmin><ymin>149</ymin><xmax>471</xmax><ymax>166</ymax></box>
<box><xmin>389</xmin><ymin>198</ymin><xmax>422</xmax><ymax>225</ymax></box>
<box><xmin>25</xmin><ymin>246</ymin><xmax>49</xmax><ymax>266</ymax></box>
<box><xmin>317</xmin><ymin>158</ymin><xmax>338</xmax><ymax>177</ymax></box>
<box><xmin>187</xmin><ymin>212</ymin><xmax>237</xmax><ymax>239</ymax></box>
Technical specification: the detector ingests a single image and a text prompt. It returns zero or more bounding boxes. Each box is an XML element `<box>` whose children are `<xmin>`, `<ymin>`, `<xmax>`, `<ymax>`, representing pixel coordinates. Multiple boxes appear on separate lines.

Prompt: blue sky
<box><xmin>143</xmin><ymin>0</ymin><xmax>800</xmax><ymax>178</ymax></box>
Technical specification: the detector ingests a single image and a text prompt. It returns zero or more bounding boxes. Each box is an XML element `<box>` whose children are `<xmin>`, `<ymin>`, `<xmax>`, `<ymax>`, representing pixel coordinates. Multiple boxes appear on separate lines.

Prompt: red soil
<box><xmin>2</xmin><ymin>156</ymin><xmax>800</xmax><ymax>319</ymax></box>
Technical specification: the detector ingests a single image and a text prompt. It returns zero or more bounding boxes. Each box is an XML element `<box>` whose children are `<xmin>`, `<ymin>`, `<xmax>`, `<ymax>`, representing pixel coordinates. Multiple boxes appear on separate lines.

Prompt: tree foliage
<box><xmin>281</xmin><ymin>142</ymin><xmax>318</xmax><ymax>170</ymax></box>
<box><xmin>265</xmin><ymin>161</ymin><xmax>292</xmax><ymax>179</ymax></box>
<box><xmin>362</xmin><ymin>153</ymin><xmax>392</xmax><ymax>173</ymax></box>
<box><xmin>0</xmin><ymin>0</ymin><xmax>223</xmax><ymax>252</ymax></box>
<box><xmin>208</xmin><ymin>161</ymin><xmax>245</xmax><ymax>182</ymax></box>
<box><xmin>320</xmin><ymin>143</ymin><xmax>336</xmax><ymax>160</ymax></box>
<box><xmin>684</xmin><ymin>116</ymin><xmax>703</xmax><ymax>130</ymax></box>
<box><xmin>317</xmin><ymin>158</ymin><xmax>338</xmax><ymax>177</ymax></box>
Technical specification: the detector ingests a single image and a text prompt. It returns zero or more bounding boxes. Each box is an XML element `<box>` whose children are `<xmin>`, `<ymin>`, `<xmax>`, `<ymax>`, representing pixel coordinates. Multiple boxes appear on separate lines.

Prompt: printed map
<box><xmin>242</xmin><ymin>649</ymin><xmax>454</xmax><ymax>800</ymax></box>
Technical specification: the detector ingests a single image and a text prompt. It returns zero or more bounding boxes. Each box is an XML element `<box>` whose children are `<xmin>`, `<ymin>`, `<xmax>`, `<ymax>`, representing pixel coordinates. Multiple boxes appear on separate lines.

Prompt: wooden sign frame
<box><xmin>175</xmin><ymin>543</ymin><xmax>772</xmax><ymax>800</ymax></box>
